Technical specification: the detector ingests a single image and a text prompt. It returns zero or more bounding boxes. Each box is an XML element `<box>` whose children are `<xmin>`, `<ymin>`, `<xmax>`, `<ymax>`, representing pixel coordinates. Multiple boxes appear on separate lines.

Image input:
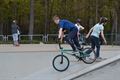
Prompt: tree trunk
<box><xmin>95</xmin><ymin>0</ymin><xmax>98</xmax><ymax>23</ymax></box>
<box><xmin>44</xmin><ymin>0</ymin><xmax>48</xmax><ymax>43</ymax></box>
<box><xmin>29</xmin><ymin>0</ymin><xmax>34</xmax><ymax>43</ymax></box>
<box><xmin>111</xmin><ymin>9</ymin><xmax>117</xmax><ymax>44</ymax></box>
<box><xmin>48</xmin><ymin>0</ymin><xmax>54</xmax><ymax>34</ymax></box>
<box><xmin>0</xmin><ymin>23</ymin><xmax>3</xmax><ymax>35</ymax></box>
<box><xmin>14</xmin><ymin>1</ymin><xmax>17</xmax><ymax>19</ymax></box>
<box><xmin>116</xmin><ymin>11</ymin><xmax>120</xmax><ymax>43</ymax></box>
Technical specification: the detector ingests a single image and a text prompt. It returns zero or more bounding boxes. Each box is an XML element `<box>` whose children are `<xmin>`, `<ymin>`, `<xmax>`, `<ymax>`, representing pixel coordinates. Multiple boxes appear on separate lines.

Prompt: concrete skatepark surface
<box><xmin>74</xmin><ymin>59</ymin><xmax>120</xmax><ymax>80</ymax></box>
<box><xmin>0</xmin><ymin>44</ymin><xmax>120</xmax><ymax>80</ymax></box>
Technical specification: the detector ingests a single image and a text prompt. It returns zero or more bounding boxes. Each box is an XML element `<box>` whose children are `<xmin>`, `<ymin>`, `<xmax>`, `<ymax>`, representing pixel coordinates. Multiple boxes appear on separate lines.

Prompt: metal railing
<box><xmin>0</xmin><ymin>34</ymin><xmax>120</xmax><ymax>45</ymax></box>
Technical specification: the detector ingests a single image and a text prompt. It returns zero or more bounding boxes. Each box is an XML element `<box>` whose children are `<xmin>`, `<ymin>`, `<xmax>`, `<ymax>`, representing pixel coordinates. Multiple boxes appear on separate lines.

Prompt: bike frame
<box><xmin>59</xmin><ymin>43</ymin><xmax>83</xmax><ymax>56</ymax></box>
<box><xmin>59</xmin><ymin>42</ymin><xmax>92</xmax><ymax>58</ymax></box>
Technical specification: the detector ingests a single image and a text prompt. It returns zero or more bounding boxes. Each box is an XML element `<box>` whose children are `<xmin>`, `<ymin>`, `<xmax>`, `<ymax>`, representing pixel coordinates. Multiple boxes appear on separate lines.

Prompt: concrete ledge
<box><xmin>61</xmin><ymin>54</ymin><xmax>120</xmax><ymax>80</ymax></box>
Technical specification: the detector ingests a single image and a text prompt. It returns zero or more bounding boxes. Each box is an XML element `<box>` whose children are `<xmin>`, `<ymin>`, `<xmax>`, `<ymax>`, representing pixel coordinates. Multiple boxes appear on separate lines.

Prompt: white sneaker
<box><xmin>96</xmin><ymin>57</ymin><xmax>107</xmax><ymax>62</ymax></box>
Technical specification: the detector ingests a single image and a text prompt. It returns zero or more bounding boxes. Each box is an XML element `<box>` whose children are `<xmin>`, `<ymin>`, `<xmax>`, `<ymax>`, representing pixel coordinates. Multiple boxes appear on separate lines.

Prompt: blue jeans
<box><xmin>12</xmin><ymin>33</ymin><xmax>18</xmax><ymax>41</ymax></box>
<box><xmin>90</xmin><ymin>36</ymin><xmax>100</xmax><ymax>58</ymax></box>
<box><xmin>65</xmin><ymin>28</ymin><xmax>80</xmax><ymax>51</ymax></box>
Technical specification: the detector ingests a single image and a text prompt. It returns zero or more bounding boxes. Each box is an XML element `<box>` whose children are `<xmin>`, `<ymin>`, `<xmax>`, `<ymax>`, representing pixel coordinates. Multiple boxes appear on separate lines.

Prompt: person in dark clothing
<box><xmin>11</xmin><ymin>20</ymin><xmax>20</xmax><ymax>46</ymax></box>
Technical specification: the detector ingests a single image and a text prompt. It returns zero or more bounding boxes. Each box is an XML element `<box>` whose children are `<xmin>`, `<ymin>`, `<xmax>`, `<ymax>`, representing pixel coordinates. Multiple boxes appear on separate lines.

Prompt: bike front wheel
<box><xmin>52</xmin><ymin>55</ymin><xmax>70</xmax><ymax>72</ymax></box>
<box><xmin>81</xmin><ymin>48</ymin><xmax>96</xmax><ymax>64</ymax></box>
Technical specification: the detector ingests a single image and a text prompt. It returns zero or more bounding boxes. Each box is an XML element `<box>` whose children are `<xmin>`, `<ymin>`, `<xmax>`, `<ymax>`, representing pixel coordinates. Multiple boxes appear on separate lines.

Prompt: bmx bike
<box><xmin>52</xmin><ymin>42</ymin><xmax>96</xmax><ymax>72</ymax></box>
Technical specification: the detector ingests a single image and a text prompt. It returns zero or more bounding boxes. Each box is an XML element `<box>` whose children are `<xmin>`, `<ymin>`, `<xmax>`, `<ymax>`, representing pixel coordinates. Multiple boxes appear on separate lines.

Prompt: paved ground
<box><xmin>74</xmin><ymin>59</ymin><xmax>120</xmax><ymax>80</ymax></box>
<box><xmin>0</xmin><ymin>44</ymin><xmax>120</xmax><ymax>80</ymax></box>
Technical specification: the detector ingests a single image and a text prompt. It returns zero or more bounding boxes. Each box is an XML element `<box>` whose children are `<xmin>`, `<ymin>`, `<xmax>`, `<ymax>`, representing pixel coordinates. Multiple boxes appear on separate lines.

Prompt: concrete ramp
<box><xmin>74</xmin><ymin>58</ymin><xmax>120</xmax><ymax>80</ymax></box>
<box><xmin>62</xmin><ymin>54</ymin><xmax>120</xmax><ymax>80</ymax></box>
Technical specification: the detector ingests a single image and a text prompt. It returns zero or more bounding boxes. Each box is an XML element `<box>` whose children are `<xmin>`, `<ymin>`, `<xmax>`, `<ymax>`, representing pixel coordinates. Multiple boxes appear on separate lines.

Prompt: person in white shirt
<box><xmin>75</xmin><ymin>19</ymin><xmax>84</xmax><ymax>40</ymax></box>
<box><xmin>86</xmin><ymin>17</ymin><xmax>107</xmax><ymax>61</ymax></box>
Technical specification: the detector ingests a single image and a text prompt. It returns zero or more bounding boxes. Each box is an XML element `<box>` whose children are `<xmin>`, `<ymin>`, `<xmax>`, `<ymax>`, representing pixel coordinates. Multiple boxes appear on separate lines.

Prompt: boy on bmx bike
<box><xmin>53</xmin><ymin>15</ymin><xmax>82</xmax><ymax>52</ymax></box>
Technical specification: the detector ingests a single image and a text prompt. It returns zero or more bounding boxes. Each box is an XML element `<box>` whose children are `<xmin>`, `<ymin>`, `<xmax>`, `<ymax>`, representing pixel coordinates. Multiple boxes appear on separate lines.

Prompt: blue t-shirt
<box><xmin>59</xmin><ymin>19</ymin><xmax>76</xmax><ymax>30</ymax></box>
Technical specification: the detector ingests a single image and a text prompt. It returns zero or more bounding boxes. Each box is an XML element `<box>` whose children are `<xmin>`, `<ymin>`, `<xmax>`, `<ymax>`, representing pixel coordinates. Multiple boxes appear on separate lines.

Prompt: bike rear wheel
<box><xmin>81</xmin><ymin>48</ymin><xmax>96</xmax><ymax>64</ymax></box>
<box><xmin>52</xmin><ymin>55</ymin><xmax>70</xmax><ymax>72</ymax></box>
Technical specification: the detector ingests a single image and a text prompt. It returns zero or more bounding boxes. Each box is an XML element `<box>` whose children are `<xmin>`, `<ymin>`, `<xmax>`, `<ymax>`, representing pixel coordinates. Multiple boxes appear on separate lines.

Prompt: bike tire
<box><xmin>52</xmin><ymin>55</ymin><xmax>70</xmax><ymax>72</ymax></box>
<box><xmin>81</xmin><ymin>47</ymin><xmax>96</xmax><ymax>64</ymax></box>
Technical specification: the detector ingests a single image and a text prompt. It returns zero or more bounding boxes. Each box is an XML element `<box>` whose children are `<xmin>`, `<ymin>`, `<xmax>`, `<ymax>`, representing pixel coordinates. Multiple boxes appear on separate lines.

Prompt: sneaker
<box><xmin>96</xmin><ymin>57</ymin><xmax>107</xmax><ymax>62</ymax></box>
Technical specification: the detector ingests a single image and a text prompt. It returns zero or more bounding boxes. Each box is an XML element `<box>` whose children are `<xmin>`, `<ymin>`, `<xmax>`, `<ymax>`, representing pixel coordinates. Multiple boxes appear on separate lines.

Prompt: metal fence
<box><xmin>0</xmin><ymin>34</ymin><xmax>120</xmax><ymax>45</ymax></box>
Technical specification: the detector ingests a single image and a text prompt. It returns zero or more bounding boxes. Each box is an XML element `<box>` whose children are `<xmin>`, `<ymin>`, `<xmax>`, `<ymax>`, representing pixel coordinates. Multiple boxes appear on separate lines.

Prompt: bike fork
<box><xmin>60</xmin><ymin>52</ymin><xmax>64</xmax><ymax>64</ymax></box>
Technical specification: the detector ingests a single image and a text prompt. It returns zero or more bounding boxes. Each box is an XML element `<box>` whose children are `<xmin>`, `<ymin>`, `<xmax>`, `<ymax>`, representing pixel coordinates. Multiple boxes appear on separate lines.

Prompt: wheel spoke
<box><xmin>52</xmin><ymin>55</ymin><xmax>69</xmax><ymax>72</ymax></box>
